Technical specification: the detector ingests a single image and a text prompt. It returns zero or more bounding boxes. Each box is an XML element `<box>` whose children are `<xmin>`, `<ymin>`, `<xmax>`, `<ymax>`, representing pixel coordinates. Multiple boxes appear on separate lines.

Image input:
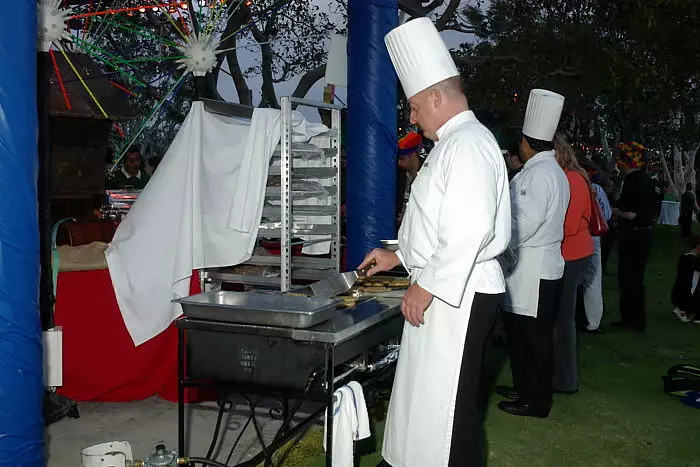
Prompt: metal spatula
<box><xmin>310</xmin><ymin>271</ymin><xmax>359</xmax><ymax>298</ymax></box>
<box><xmin>310</xmin><ymin>262</ymin><xmax>374</xmax><ymax>299</ymax></box>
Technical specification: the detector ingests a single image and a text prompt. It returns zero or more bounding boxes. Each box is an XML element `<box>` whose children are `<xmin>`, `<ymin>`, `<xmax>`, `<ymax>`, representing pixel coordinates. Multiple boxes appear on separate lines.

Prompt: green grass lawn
<box><xmin>276</xmin><ymin>225</ymin><xmax>700</xmax><ymax>467</ymax></box>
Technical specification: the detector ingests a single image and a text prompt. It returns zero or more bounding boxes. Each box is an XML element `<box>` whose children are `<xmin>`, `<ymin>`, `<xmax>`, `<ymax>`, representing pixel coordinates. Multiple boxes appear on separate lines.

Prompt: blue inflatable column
<box><xmin>0</xmin><ymin>2</ymin><xmax>45</xmax><ymax>465</ymax></box>
<box><xmin>346</xmin><ymin>0</ymin><xmax>398</xmax><ymax>269</ymax></box>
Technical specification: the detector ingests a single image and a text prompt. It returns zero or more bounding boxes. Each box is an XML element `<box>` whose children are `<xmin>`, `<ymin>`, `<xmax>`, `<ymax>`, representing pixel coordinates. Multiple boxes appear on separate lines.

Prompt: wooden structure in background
<box><xmin>44</xmin><ymin>51</ymin><xmax>134</xmax><ymax>221</ymax></box>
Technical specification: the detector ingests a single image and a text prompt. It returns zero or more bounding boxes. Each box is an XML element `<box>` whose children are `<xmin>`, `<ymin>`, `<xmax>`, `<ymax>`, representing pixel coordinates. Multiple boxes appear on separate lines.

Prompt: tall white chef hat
<box><xmin>522</xmin><ymin>89</ymin><xmax>565</xmax><ymax>142</ymax></box>
<box><xmin>385</xmin><ymin>18</ymin><xmax>459</xmax><ymax>99</ymax></box>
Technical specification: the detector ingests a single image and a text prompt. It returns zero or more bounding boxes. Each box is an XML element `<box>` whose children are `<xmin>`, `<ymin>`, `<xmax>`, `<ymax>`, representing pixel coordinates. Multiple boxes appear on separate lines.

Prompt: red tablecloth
<box><xmin>54</xmin><ymin>269</ymin><xmax>206</xmax><ymax>402</ymax></box>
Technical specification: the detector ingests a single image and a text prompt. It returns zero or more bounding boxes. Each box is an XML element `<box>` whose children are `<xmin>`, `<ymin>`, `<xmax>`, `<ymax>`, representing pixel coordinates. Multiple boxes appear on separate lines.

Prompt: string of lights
<box><xmin>70</xmin><ymin>2</ymin><xmax>189</xmax><ymax>19</ymax></box>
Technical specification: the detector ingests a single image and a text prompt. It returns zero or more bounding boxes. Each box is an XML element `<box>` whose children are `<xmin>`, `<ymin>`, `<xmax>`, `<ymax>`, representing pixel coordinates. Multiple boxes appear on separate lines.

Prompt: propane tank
<box><xmin>143</xmin><ymin>444</ymin><xmax>177</xmax><ymax>467</ymax></box>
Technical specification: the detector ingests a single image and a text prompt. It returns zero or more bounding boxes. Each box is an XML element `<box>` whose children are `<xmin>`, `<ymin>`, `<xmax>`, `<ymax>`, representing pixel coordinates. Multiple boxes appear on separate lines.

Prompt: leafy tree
<box><xmin>458</xmin><ymin>0</ymin><xmax>700</xmax><ymax>163</ymax></box>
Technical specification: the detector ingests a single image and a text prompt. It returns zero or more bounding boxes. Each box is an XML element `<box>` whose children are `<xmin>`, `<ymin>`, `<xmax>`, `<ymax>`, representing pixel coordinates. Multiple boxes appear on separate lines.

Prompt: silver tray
<box><xmin>175</xmin><ymin>291</ymin><xmax>339</xmax><ymax>328</ymax></box>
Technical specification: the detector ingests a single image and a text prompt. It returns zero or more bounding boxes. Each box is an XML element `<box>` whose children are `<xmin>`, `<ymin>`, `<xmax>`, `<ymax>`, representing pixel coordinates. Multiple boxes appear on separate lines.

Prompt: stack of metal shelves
<box><xmin>202</xmin><ymin>96</ymin><xmax>342</xmax><ymax>292</ymax></box>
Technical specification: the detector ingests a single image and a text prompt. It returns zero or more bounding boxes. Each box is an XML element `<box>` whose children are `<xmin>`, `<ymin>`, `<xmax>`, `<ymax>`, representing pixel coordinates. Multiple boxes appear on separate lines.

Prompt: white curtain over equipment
<box><xmin>106</xmin><ymin>103</ymin><xmax>283</xmax><ymax>346</ymax></box>
<box><xmin>107</xmin><ymin>102</ymin><xmax>327</xmax><ymax>345</ymax></box>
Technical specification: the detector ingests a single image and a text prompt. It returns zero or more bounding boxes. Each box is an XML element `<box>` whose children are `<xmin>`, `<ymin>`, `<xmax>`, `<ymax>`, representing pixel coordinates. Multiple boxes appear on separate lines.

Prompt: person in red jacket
<box><xmin>552</xmin><ymin>134</ymin><xmax>594</xmax><ymax>394</ymax></box>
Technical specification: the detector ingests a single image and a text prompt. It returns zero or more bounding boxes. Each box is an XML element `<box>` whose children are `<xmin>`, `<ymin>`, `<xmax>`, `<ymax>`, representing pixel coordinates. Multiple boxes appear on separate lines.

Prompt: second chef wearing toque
<box><xmin>359</xmin><ymin>17</ymin><xmax>511</xmax><ymax>467</ymax></box>
<box><xmin>496</xmin><ymin>89</ymin><xmax>570</xmax><ymax>418</ymax></box>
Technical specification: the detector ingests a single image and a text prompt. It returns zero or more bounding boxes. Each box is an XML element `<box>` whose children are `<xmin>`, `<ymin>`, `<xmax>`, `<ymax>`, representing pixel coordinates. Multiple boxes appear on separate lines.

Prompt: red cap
<box><xmin>398</xmin><ymin>132</ymin><xmax>423</xmax><ymax>155</ymax></box>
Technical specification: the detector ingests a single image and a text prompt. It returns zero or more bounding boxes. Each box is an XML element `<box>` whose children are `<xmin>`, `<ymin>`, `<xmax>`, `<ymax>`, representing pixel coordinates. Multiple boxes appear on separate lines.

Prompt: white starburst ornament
<box><xmin>38</xmin><ymin>0</ymin><xmax>73</xmax><ymax>52</ymax></box>
<box><xmin>176</xmin><ymin>34</ymin><xmax>218</xmax><ymax>77</ymax></box>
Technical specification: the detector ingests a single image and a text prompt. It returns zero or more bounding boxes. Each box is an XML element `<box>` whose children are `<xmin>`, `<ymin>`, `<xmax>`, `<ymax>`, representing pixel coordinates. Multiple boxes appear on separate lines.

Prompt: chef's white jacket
<box><xmin>502</xmin><ymin>150</ymin><xmax>570</xmax><ymax>316</ymax></box>
<box><xmin>397</xmin><ymin>111</ymin><xmax>511</xmax><ymax>298</ymax></box>
<box><xmin>384</xmin><ymin>110</ymin><xmax>510</xmax><ymax>467</ymax></box>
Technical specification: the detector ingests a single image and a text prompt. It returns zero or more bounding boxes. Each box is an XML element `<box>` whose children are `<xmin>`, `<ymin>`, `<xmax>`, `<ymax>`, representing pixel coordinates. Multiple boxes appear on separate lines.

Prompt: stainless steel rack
<box><xmin>202</xmin><ymin>96</ymin><xmax>342</xmax><ymax>292</ymax></box>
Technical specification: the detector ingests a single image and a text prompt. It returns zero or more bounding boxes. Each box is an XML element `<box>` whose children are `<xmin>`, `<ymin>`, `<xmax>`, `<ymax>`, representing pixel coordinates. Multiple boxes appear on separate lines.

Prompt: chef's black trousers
<box><xmin>617</xmin><ymin>229</ymin><xmax>652</xmax><ymax>331</ymax></box>
<box><xmin>448</xmin><ymin>292</ymin><xmax>502</xmax><ymax>467</ymax></box>
<box><xmin>503</xmin><ymin>279</ymin><xmax>563</xmax><ymax>409</ymax></box>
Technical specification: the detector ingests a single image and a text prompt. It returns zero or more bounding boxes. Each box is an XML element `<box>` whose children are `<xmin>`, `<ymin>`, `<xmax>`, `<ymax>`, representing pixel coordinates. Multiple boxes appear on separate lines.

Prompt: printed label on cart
<box><xmin>239</xmin><ymin>349</ymin><xmax>257</xmax><ymax>373</ymax></box>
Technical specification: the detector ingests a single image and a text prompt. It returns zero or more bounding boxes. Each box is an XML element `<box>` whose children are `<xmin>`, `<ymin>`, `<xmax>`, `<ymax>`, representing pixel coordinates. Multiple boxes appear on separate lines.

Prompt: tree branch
<box><xmin>451</xmin><ymin>52</ymin><xmax>526</xmax><ymax>66</ymax></box>
<box><xmin>290</xmin><ymin>64</ymin><xmax>327</xmax><ymax>108</ymax></box>
<box><xmin>442</xmin><ymin>24</ymin><xmax>476</xmax><ymax>34</ymax></box>
<box><xmin>248</xmin><ymin>17</ymin><xmax>279</xmax><ymax>108</ymax></box>
<box><xmin>221</xmin><ymin>14</ymin><xmax>253</xmax><ymax>106</ymax></box>
<box><xmin>435</xmin><ymin>0</ymin><xmax>461</xmax><ymax>31</ymax></box>
<box><xmin>187</xmin><ymin>0</ymin><xmax>200</xmax><ymax>36</ymax></box>
<box><xmin>547</xmin><ymin>67</ymin><xmax>580</xmax><ymax>77</ymax></box>
<box><xmin>424</xmin><ymin>0</ymin><xmax>445</xmax><ymax>14</ymax></box>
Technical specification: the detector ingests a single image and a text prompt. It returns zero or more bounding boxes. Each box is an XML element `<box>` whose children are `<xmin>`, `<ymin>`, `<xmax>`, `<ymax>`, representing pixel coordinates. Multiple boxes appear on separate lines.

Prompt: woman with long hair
<box><xmin>551</xmin><ymin>134</ymin><xmax>594</xmax><ymax>394</ymax></box>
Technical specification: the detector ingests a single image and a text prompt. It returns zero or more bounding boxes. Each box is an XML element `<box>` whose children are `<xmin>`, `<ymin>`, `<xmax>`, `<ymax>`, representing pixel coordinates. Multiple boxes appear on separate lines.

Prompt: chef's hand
<box><xmin>401</xmin><ymin>283</ymin><xmax>433</xmax><ymax>326</ymax></box>
<box><xmin>358</xmin><ymin>249</ymin><xmax>400</xmax><ymax>277</ymax></box>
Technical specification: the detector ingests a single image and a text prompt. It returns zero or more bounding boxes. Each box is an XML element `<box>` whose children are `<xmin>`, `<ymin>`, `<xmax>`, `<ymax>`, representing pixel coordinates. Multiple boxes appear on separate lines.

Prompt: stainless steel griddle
<box><xmin>175</xmin><ymin>291</ymin><xmax>339</xmax><ymax>329</ymax></box>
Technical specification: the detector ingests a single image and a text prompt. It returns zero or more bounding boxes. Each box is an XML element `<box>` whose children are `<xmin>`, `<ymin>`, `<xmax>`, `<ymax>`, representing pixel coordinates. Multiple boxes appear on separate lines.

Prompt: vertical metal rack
<box><xmin>202</xmin><ymin>96</ymin><xmax>343</xmax><ymax>292</ymax></box>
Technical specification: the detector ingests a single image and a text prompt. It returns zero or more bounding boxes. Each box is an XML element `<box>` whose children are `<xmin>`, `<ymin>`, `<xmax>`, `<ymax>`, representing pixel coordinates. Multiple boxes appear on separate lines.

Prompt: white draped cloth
<box><xmin>106</xmin><ymin>102</ymin><xmax>325</xmax><ymax>345</ymax></box>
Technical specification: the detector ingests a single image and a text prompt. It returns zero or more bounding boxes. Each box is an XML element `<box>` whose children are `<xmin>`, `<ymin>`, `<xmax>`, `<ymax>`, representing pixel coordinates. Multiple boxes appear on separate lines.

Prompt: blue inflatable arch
<box><xmin>0</xmin><ymin>1</ymin><xmax>45</xmax><ymax>465</ymax></box>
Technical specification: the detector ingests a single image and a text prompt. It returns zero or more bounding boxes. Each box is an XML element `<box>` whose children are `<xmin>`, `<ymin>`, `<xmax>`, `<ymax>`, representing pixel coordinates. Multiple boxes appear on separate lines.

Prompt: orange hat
<box><xmin>617</xmin><ymin>141</ymin><xmax>647</xmax><ymax>169</ymax></box>
<box><xmin>398</xmin><ymin>132</ymin><xmax>423</xmax><ymax>156</ymax></box>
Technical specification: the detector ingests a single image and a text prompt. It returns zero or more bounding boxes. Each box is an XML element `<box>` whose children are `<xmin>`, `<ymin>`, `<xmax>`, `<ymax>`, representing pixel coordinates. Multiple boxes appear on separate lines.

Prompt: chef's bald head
<box><xmin>408</xmin><ymin>77</ymin><xmax>469</xmax><ymax>141</ymax></box>
<box><xmin>430</xmin><ymin>76</ymin><xmax>466</xmax><ymax>100</ymax></box>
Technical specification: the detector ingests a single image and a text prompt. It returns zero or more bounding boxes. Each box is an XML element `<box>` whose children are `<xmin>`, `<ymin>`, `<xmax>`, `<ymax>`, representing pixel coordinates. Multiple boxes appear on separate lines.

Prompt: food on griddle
<box><xmin>359</xmin><ymin>286</ymin><xmax>392</xmax><ymax>293</ymax></box>
<box><xmin>337</xmin><ymin>296</ymin><xmax>357</xmax><ymax>308</ymax></box>
<box><xmin>390</xmin><ymin>280</ymin><xmax>410</xmax><ymax>287</ymax></box>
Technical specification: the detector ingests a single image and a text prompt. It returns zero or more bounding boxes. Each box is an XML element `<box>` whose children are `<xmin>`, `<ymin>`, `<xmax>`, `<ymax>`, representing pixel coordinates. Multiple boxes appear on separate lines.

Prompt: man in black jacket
<box><xmin>612</xmin><ymin>142</ymin><xmax>656</xmax><ymax>332</ymax></box>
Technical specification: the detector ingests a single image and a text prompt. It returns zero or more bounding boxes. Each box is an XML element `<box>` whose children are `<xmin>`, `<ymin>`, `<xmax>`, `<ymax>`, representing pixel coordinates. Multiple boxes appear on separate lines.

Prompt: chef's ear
<box><xmin>428</xmin><ymin>88</ymin><xmax>442</xmax><ymax>110</ymax></box>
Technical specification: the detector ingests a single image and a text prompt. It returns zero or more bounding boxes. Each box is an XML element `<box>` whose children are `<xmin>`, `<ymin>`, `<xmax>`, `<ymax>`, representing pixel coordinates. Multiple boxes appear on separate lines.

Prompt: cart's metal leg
<box><xmin>178</xmin><ymin>327</ymin><xmax>187</xmax><ymax>460</ymax></box>
<box><xmin>325</xmin><ymin>346</ymin><xmax>335</xmax><ymax>467</ymax></box>
<box><xmin>281</xmin><ymin>397</ymin><xmax>290</xmax><ymax>435</ymax></box>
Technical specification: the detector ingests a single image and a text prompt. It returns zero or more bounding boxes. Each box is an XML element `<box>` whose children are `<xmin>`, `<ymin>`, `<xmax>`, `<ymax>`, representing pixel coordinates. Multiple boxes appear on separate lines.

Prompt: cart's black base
<box><xmin>177</xmin><ymin>314</ymin><xmax>401</xmax><ymax>467</ymax></box>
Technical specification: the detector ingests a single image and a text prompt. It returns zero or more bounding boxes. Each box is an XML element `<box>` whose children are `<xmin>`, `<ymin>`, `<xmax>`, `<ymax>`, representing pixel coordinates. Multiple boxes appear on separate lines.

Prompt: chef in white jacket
<box><xmin>495</xmin><ymin>89</ymin><xmax>570</xmax><ymax>419</ymax></box>
<box><xmin>359</xmin><ymin>18</ymin><xmax>511</xmax><ymax>467</ymax></box>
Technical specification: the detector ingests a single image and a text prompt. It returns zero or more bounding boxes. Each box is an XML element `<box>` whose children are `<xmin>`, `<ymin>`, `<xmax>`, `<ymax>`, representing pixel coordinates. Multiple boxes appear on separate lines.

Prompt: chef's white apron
<box><xmin>382</xmin><ymin>263</ymin><xmax>484</xmax><ymax>467</ymax></box>
<box><xmin>502</xmin><ymin>246</ymin><xmax>543</xmax><ymax>317</ymax></box>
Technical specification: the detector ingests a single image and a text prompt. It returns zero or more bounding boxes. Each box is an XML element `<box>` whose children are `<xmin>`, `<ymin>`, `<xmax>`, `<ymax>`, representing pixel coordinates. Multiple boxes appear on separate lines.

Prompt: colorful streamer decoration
<box><xmin>49</xmin><ymin>48</ymin><xmax>72</xmax><ymax>110</ymax></box>
<box><xmin>39</xmin><ymin>0</ymin><xmax>294</xmax><ymax>170</ymax></box>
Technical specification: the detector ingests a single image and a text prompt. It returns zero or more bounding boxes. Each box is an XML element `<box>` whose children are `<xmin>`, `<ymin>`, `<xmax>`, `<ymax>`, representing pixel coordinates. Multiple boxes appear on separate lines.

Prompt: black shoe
<box><xmin>497</xmin><ymin>400</ymin><xmax>550</xmax><ymax>418</ymax></box>
<box><xmin>583</xmin><ymin>327</ymin><xmax>603</xmax><ymax>335</ymax></box>
<box><xmin>495</xmin><ymin>385</ymin><xmax>519</xmax><ymax>399</ymax></box>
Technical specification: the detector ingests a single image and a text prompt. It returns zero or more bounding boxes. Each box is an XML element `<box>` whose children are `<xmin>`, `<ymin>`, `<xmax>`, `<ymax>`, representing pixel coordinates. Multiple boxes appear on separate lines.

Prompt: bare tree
<box><xmin>213</xmin><ymin>0</ymin><xmax>340</xmax><ymax>108</ymax></box>
<box><xmin>213</xmin><ymin>0</ymin><xmax>480</xmax><ymax>108</ymax></box>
